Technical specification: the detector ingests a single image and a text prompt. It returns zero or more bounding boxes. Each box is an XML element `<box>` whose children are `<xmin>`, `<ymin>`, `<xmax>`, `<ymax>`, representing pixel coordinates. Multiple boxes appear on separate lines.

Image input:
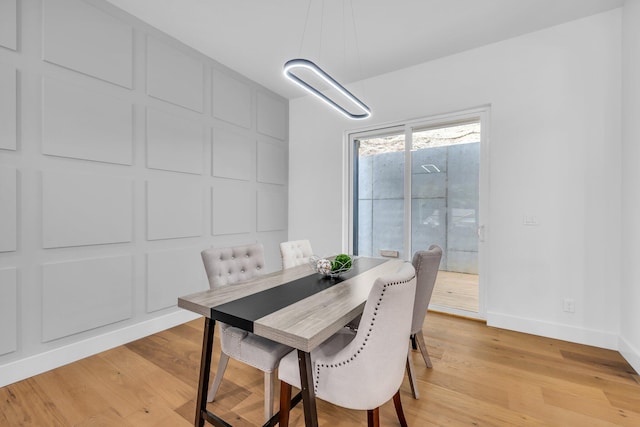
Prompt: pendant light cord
<box><xmin>343</xmin><ymin>1</ymin><xmax>347</xmax><ymax>77</ymax></box>
<box><xmin>349</xmin><ymin>0</ymin><xmax>366</xmax><ymax>96</ymax></box>
<box><xmin>319</xmin><ymin>0</ymin><xmax>325</xmax><ymax>63</ymax></box>
<box><xmin>298</xmin><ymin>0</ymin><xmax>313</xmax><ymax>57</ymax></box>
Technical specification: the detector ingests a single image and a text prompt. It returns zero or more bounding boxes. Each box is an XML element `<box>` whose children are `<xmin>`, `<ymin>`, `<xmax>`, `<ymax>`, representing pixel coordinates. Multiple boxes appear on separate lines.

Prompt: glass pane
<box><xmin>355</xmin><ymin>132</ymin><xmax>405</xmax><ymax>259</ymax></box>
<box><xmin>411</xmin><ymin>121</ymin><xmax>480</xmax><ymax>274</ymax></box>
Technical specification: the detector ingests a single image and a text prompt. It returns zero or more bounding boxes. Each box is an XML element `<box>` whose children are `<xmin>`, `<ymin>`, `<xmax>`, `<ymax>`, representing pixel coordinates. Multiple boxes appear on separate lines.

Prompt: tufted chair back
<box><xmin>279</xmin><ymin>239</ymin><xmax>313</xmax><ymax>269</ymax></box>
<box><xmin>201</xmin><ymin>243</ymin><xmax>265</xmax><ymax>289</ymax></box>
<box><xmin>410</xmin><ymin>245</ymin><xmax>442</xmax><ymax>335</ymax></box>
<box><xmin>314</xmin><ymin>262</ymin><xmax>416</xmax><ymax>409</ymax></box>
<box><xmin>199</xmin><ymin>242</ymin><xmax>293</xmax><ymax>422</ymax></box>
<box><xmin>278</xmin><ymin>262</ymin><xmax>416</xmax><ymax>415</ymax></box>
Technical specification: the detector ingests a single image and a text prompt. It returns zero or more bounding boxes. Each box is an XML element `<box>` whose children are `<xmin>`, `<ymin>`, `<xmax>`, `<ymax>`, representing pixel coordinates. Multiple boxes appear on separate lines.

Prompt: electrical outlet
<box><xmin>562</xmin><ymin>298</ymin><xmax>575</xmax><ymax>313</ymax></box>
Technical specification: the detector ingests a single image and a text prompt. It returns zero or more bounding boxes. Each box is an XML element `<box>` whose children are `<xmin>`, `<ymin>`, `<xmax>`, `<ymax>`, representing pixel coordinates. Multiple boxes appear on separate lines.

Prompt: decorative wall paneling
<box><xmin>212</xmin><ymin>128</ymin><xmax>253</xmax><ymax>181</ymax></box>
<box><xmin>146</xmin><ymin>108</ymin><xmax>204</xmax><ymax>174</ymax></box>
<box><xmin>0</xmin><ymin>0</ymin><xmax>17</xmax><ymax>51</ymax></box>
<box><xmin>257</xmin><ymin>187</ymin><xmax>287</xmax><ymax>232</ymax></box>
<box><xmin>0</xmin><ymin>63</ymin><xmax>16</xmax><ymax>150</ymax></box>
<box><xmin>42</xmin><ymin>77</ymin><xmax>134</xmax><ymax>165</ymax></box>
<box><xmin>212</xmin><ymin>181</ymin><xmax>253</xmax><ymax>235</ymax></box>
<box><xmin>0</xmin><ymin>268</ymin><xmax>17</xmax><ymax>356</ymax></box>
<box><xmin>0</xmin><ymin>167</ymin><xmax>17</xmax><ymax>253</ymax></box>
<box><xmin>42</xmin><ymin>0</ymin><xmax>133</xmax><ymax>88</ymax></box>
<box><xmin>257</xmin><ymin>91</ymin><xmax>287</xmax><ymax>140</ymax></box>
<box><xmin>257</xmin><ymin>231</ymin><xmax>288</xmax><ymax>273</ymax></box>
<box><xmin>42</xmin><ymin>171</ymin><xmax>133</xmax><ymax>248</ymax></box>
<box><xmin>42</xmin><ymin>256</ymin><xmax>134</xmax><ymax>341</ymax></box>
<box><xmin>146</xmin><ymin>177</ymin><xmax>203</xmax><ymax>240</ymax></box>
<box><xmin>212</xmin><ymin>68</ymin><xmax>252</xmax><ymax>128</ymax></box>
<box><xmin>257</xmin><ymin>138</ymin><xmax>287</xmax><ymax>185</ymax></box>
<box><xmin>146</xmin><ymin>247</ymin><xmax>208</xmax><ymax>312</ymax></box>
<box><xmin>146</xmin><ymin>36</ymin><xmax>204</xmax><ymax>112</ymax></box>
<box><xmin>0</xmin><ymin>0</ymin><xmax>288</xmax><ymax>384</ymax></box>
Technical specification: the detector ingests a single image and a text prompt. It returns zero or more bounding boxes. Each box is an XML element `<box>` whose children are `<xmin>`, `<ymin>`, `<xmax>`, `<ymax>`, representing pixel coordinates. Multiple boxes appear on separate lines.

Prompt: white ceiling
<box><xmin>104</xmin><ymin>0</ymin><xmax>623</xmax><ymax>100</ymax></box>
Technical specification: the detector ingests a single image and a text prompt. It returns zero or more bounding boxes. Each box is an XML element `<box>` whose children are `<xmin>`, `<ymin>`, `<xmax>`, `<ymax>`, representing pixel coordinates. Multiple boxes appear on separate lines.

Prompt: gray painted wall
<box><xmin>0</xmin><ymin>0</ymin><xmax>288</xmax><ymax>381</ymax></box>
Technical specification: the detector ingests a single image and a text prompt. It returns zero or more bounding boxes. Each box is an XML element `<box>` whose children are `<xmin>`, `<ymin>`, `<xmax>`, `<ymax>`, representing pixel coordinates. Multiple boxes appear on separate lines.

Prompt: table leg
<box><xmin>195</xmin><ymin>318</ymin><xmax>215</xmax><ymax>427</ymax></box>
<box><xmin>297</xmin><ymin>349</ymin><xmax>319</xmax><ymax>427</ymax></box>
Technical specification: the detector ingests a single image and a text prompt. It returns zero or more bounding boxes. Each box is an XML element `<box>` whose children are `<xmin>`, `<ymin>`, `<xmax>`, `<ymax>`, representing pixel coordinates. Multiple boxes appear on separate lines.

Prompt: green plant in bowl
<box><xmin>331</xmin><ymin>254</ymin><xmax>352</xmax><ymax>272</ymax></box>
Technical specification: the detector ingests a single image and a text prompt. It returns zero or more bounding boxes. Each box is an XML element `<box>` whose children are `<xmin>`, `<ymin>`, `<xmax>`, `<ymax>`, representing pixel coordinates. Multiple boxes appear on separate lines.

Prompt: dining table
<box><xmin>178</xmin><ymin>255</ymin><xmax>405</xmax><ymax>427</ymax></box>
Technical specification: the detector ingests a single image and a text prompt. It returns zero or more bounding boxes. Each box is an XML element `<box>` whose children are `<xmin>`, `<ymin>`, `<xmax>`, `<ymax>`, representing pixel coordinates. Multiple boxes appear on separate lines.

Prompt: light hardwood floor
<box><xmin>431</xmin><ymin>271</ymin><xmax>479</xmax><ymax>313</ymax></box>
<box><xmin>1</xmin><ymin>314</ymin><xmax>639</xmax><ymax>426</ymax></box>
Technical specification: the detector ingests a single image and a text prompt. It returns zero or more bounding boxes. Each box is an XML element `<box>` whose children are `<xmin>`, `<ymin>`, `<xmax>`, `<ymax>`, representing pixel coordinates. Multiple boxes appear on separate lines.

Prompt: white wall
<box><xmin>0</xmin><ymin>0</ymin><xmax>288</xmax><ymax>386</ymax></box>
<box><xmin>621</xmin><ymin>0</ymin><xmax>640</xmax><ymax>373</ymax></box>
<box><xmin>290</xmin><ymin>11</ymin><xmax>624</xmax><ymax>352</ymax></box>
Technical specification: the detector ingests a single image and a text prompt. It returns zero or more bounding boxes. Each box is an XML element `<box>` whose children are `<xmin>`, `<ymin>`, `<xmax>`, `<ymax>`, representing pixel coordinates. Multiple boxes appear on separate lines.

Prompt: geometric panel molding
<box><xmin>0</xmin><ymin>0</ymin><xmax>17</xmax><ymax>50</ymax></box>
<box><xmin>257</xmin><ymin>139</ymin><xmax>287</xmax><ymax>185</ymax></box>
<box><xmin>146</xmin><ymin>108</ymin><xmax>204</xmax><ymax>175</ymax></box>
<box><xmin>257</xmin><ymin>91</ymin><xmax>287</xmax><ymax>140</ymax></box>
<box><xmin>146</xmin><ymin>247</ymin><xmax>208</xmax><ymax>312</ymax></box>
<box><xmin>43</xmin><ymin>78</ymin><xmax>133</xmax><ymax>165</ymax></box>
<box><xmin>0</xmin><ymin>268</ymin><xmax>17</xmax><ymax>355</ymax></box>
<box><xmin>42</xmin><ymin>256</ymin><xmax>133</xmax><ymax>342</ymax></box>
<box><xmin>42</xmin><ymin>171</ymin><xmax>133</xmax><ymax>248</ymax></box>
<box><xmin>212</xmin><ymin>68</ymin><xmax>251</xmax><ymax>128</ymax></box>
<box><xmin>212</xmin><ymin>128</ymin><xmax>252</xmax><ymax>181</ymax></box>
<box><xmin>212</xmin><ymin>181</ymin><xmax>252</xmax><ymax>235</ymax></box>
<box><xmin>42</xmin><ymin>0</ymin><xmax>133</xmax><ymax>88</ymax></box>
<box><xmin>147</xmin><ymin>36</ymin><xmax>204</xmax><ymax>112</ymax></box>
<box><xmin>256</xmin><ymin>231</ymin><xmax>288</xmax><ymax>274</ymax></box>
<box><xmin>146</xmin><ymin>178</ymin><xmax>203</xmax><ymax>240</ymax></box>
<box><xmin>0</xmin><ymin>63</ymin><xmax>17</xmax><ymax>150</ymax></box>
<box><xmin>0</xmin><ymin>166</ymin><xmax>17</xmax><ymax>252</ymax></box>
<box><xmin>257</xmin><ymin>188</ymin><xmax>287</xmax><ymax>232</ymax></box>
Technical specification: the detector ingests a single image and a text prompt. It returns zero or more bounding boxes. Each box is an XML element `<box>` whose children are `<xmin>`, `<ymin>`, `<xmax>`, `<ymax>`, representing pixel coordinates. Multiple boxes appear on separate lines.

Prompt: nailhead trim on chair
<box><xmin>313</xmin><ymin>275</ymin><xmax>415</xmax><ymax>393</ymax></box>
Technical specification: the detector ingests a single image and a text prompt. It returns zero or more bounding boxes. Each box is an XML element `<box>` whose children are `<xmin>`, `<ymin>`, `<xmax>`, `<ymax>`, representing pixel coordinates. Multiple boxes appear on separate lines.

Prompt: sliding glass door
<box><xmin>349</xmin><ymin>109</ymin><xmax>487</xmax><ymax>318</ymax></box>
<box><xmin>353</xmin><ymin>128</ymin><xmax>406</xmax><ymax>259</ymax></box>
<box><xmin>410</xmin><ymin>123</ymin><xmax>480</xmax><ymax>276</ymax></box>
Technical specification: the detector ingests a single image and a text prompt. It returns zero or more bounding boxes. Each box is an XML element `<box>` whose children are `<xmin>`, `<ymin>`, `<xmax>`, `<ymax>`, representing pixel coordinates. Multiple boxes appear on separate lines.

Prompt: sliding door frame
<box><xmin>342</xmin><ymin>106</ymin><xmax>491</xmax><ymax>319</ymax></box>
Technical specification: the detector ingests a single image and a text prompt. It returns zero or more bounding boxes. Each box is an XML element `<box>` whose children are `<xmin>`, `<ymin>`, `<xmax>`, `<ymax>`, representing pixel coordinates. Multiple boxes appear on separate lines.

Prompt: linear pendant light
<box><xmin>283</xmin><ymin>58</ymin><xmax>371</xmax><ymax>120</ymax></box>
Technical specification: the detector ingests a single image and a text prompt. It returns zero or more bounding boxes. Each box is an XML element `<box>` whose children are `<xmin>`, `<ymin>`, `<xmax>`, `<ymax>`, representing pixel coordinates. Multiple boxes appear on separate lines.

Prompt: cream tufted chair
<box><xmin>201</xmin><ymin>243</ymin><xmax>292</xmax><ymax>422</ymax></box>
<box><xmin>278</xmin><ymin>262</ymin><xmax>416</xmax><ymax>427</ymax></box>
<box><xmin>406</xmin><ymin>245</ymin><xmax>442</xmax><ymax>399</ymax></box>
<box><xmin>279</xmin><ymin>239</ymin><xmax>314</xmax><ymax>269</ymax></box>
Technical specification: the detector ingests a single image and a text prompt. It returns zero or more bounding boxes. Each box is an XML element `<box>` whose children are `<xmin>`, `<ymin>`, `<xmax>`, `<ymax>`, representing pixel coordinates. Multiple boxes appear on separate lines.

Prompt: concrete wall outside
<box><xmin>358</xmin><ymin>142</ymin><xmax>480</xmax><ymax>273</ymax></box>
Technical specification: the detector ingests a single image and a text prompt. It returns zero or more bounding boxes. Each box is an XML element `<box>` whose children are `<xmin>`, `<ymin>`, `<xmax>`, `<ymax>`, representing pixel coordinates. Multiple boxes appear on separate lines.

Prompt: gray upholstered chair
<box><xmin>278</xmin><ymin>262</ymin><xmax>416</xmax><ymax>427</ymax></box>
<box><xmin>406</xmin><ymin>244</ymin><xmax>442</xmax><ymax>399</ymax></box>
<box><xmin>279</xmin><ymin>239</ymin><xmax>313</xmax><ymax>269</ymax></box>
<box><xmin>201</xmin><ymin>243</ymin><xmax>292</xmax><ymax>422</ymax></box>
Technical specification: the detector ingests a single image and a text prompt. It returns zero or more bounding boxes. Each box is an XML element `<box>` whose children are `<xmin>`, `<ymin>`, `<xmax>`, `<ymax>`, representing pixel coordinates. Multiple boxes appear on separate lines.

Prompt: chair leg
<box><xmin>393</xmin><ymin>390</ymin><xmax>408</xmax><ymax>427</ymax></box>
<box><xmin>414</xmin><ymin>329</ymin><xmax>433</xmax><ymax>368</ymax></box>
<box><xmin>406</xmin><ymin>347</ymin><xmax>420</xmax><ymax>399</ymax></box>
<box><xmin>367</xmin><ymin>407</ymin><xmax>380</xmax><ymax>427</ymax></box>
<box><xmin>264</xmin><ymin>371</ymin><xmax>275</xmax><ymax>422</ymax></box>
<box><xmin>279</xmin><ymin>381</ymin><xmax>292</xmax><ymax>427</ymax></box>
<box><xmin>410</xmin><ymin>334</ymin><xmax>418</xmax><ymax>350</ymax></box>
<box><xmin>207</xmin><ymin>352</ymin><xmax>230</xmax><ymax>402</ymax></box>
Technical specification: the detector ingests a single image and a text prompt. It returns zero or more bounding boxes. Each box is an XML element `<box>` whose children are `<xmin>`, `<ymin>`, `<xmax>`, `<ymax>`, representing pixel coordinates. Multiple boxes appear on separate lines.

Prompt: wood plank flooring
<box><xmin>431</xmin><ymin>271</ymin><xmax>479</xmax><ymax>313</ymax></box>
<box><xmin>1</xmin><ymin>313</ymin><xmax>639</xmax><ymax>426</ymax></box>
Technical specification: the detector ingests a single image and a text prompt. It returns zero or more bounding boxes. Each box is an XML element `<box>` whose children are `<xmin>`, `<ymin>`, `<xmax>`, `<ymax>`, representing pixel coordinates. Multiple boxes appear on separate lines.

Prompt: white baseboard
<box><xmin>619</xmin><ymin>336</ymin><xmax>640</xmax><ymax>374</ymax></box>
<box><xmin>0</xmin><ymin>310</ymin><xmax>201</xmax><ymax>388</ymax></box>
<box><xmin>486</xmin><ymin>311</ymin><xmax>619</xmax><ymax>350</ymax></box>
<box><xmin>428</xmin><ymin>304</ymin><xmax>486</xmax><ymax>321</ymax></box>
